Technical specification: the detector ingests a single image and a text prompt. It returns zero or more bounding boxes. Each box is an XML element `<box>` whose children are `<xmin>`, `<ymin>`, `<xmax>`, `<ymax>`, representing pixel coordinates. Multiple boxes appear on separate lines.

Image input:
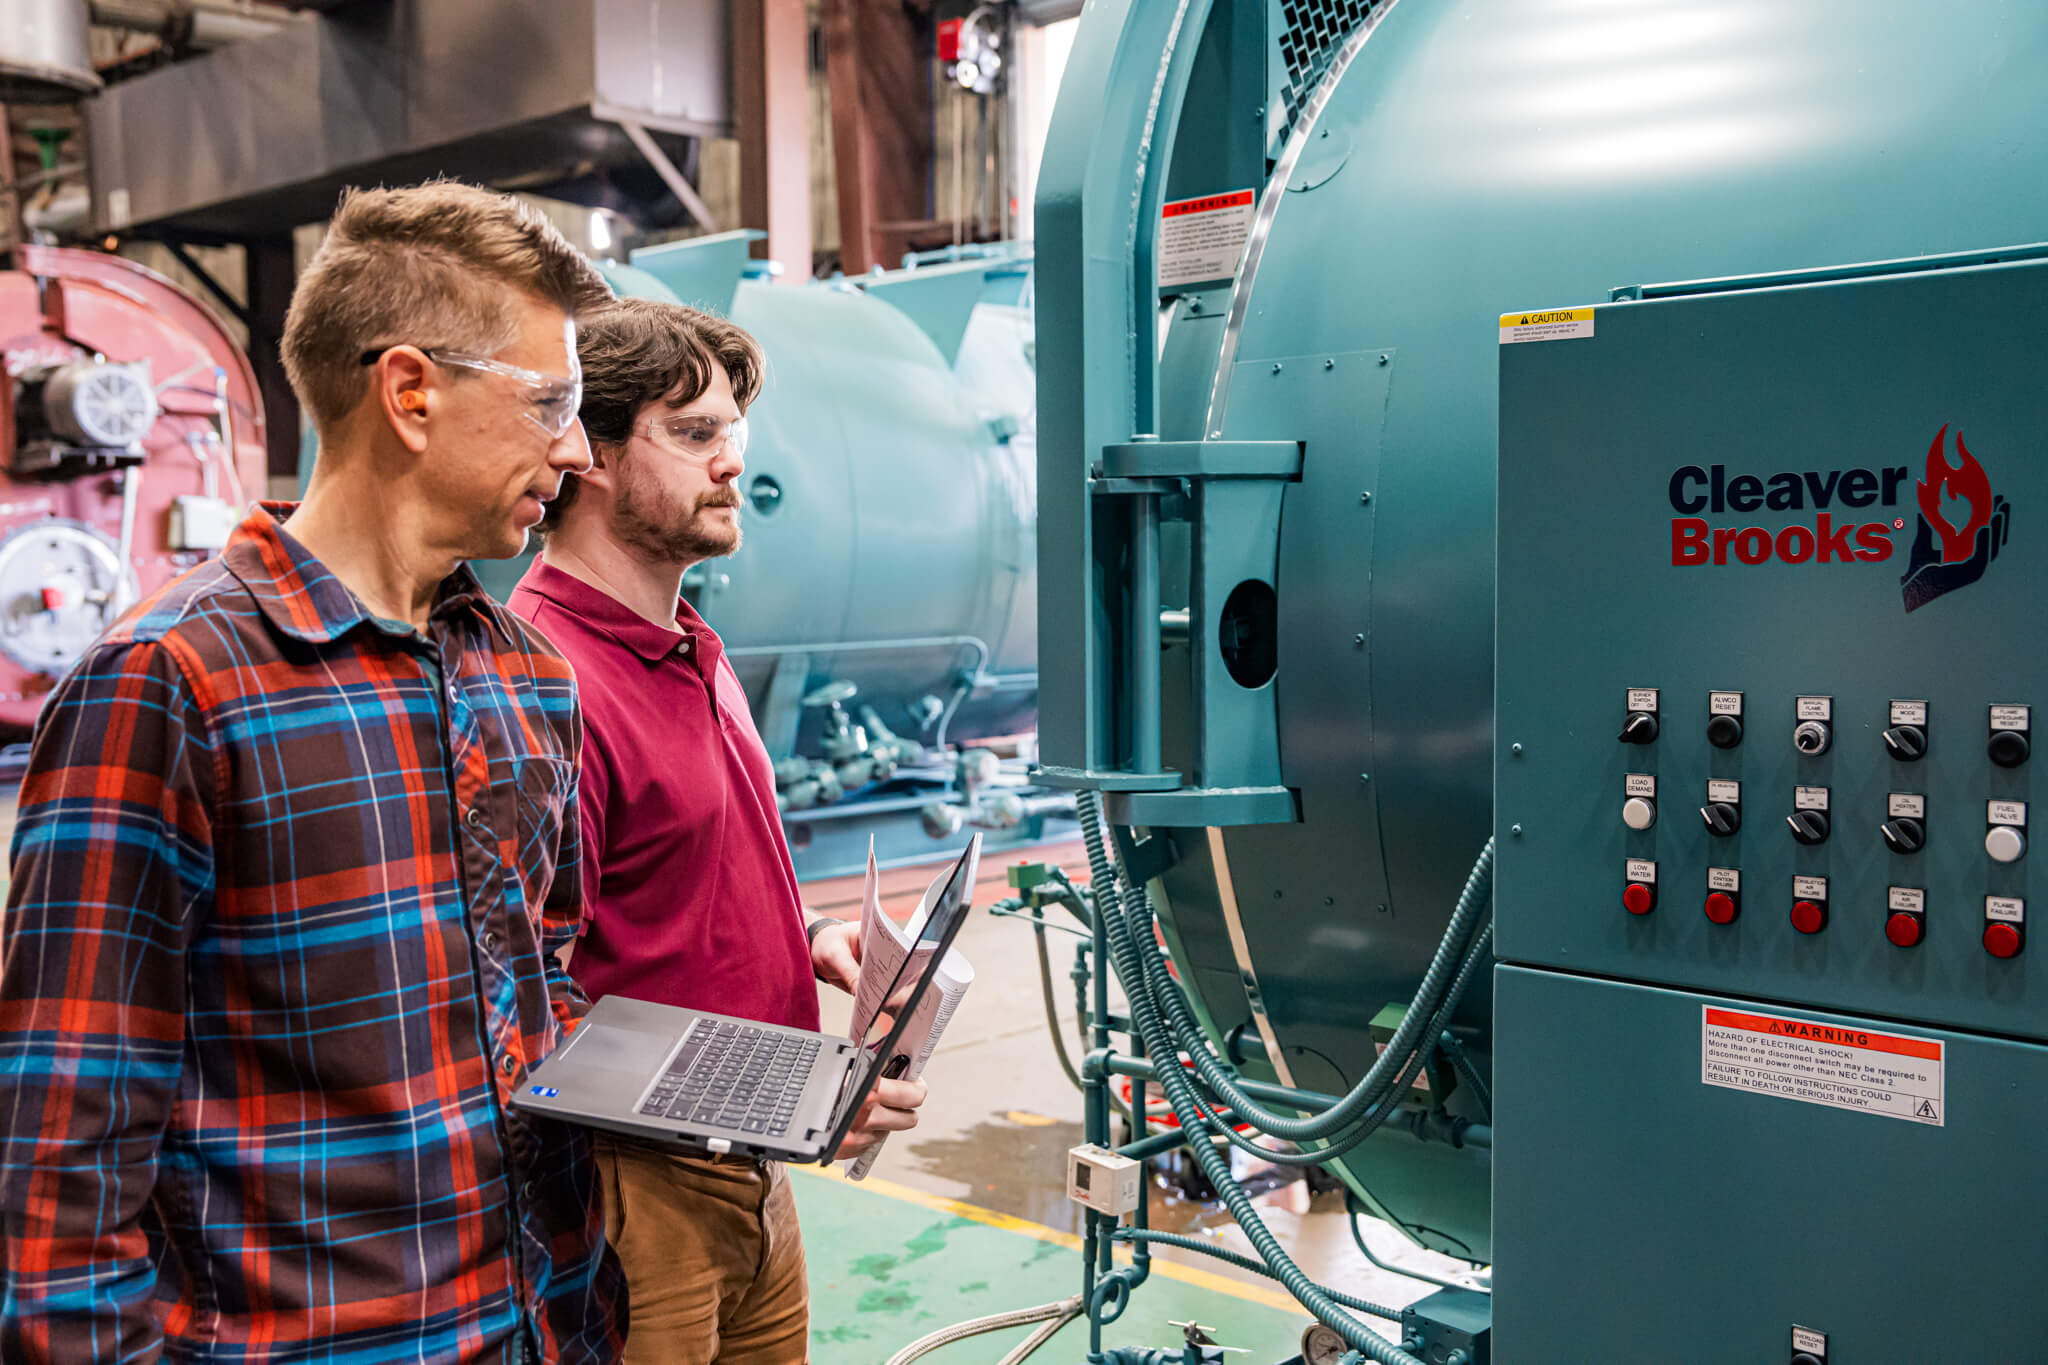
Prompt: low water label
<box><xmin>1702</xmin><ymin>1006</ymin><xmax>1944</xmax><ymax>1126</ymax></box>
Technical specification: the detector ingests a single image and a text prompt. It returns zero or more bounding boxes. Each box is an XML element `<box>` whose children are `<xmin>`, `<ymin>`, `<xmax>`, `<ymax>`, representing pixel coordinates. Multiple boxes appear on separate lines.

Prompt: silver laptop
<box><xmin>513</xmin><ymin>834</ymin><xmax>980</xmax><ymax>1163</ymax></box>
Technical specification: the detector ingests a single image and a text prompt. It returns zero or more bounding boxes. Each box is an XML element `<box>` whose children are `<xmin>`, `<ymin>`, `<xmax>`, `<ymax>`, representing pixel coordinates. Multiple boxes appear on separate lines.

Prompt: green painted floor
<box><xmin>793</xmin><ymin>1168</ymin><xmax>1313</xmax><ymax>1363</ymax></box>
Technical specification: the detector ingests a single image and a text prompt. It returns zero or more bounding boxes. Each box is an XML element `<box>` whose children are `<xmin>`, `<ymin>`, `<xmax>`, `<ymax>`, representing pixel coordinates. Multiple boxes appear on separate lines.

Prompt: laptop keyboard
<box><xmin>636</xmin><ymin>1020</ymin><xmax>822</xmax><ymax>1138</ymax></box>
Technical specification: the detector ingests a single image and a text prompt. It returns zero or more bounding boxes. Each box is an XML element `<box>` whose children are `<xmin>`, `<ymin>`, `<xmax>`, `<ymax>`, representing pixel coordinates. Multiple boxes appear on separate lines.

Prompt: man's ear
<box><xmin>371</xmin><ymin>347</ymin><xmax>434</xmax><ymax>456</ymax></box>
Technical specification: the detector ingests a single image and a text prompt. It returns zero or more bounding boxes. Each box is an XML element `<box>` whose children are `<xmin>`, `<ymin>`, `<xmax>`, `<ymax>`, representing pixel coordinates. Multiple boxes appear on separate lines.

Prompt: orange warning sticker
<box><xmin>1702</xmin><ymin>1006</ymin><xmax>1944</xmax><ymax>1125</ymax></box>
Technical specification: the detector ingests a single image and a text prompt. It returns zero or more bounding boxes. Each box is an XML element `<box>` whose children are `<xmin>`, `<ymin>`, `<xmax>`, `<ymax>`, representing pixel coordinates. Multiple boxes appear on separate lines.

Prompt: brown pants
<box><xmin>595</xmin><ymin>1137</ymin><xmax>810</xmax><ymax>1364</ymax></box>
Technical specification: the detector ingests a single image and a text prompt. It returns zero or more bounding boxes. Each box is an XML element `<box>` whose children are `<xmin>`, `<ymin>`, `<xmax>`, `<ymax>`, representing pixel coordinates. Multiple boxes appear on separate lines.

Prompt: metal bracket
<box><xmin>613</xmin><ymin>118</ymin><xmax>722</xmax><ymax>233</ymax></box>
<box><xmin>1101</xmin><ymin>439</ymin><xmax>1302</xmax><ymax>480</ymax></box>
<box><xmin>1106</xmin><ymin>785</ymin><xmax>1298</xmax><ymax>828</ymax></box>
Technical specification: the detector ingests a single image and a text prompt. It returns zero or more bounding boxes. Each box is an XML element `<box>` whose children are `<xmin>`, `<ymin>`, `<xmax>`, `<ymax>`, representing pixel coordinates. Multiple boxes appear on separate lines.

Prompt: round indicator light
<box><xmin>1884</xmin><ymin>912</ymin><xmax>1923</xmax><ymax>948</ymax></box>
<box><xmin>1984</xmin><ymin>922</ymin><xmax>2023</xmax><ymax>959</ymax></box>
<box><xmin>1704</xmin><ymin>891</ymin><xmax>1738</xmax><ymax>925</ymax></box>
<box><xmin>1622</xmin><ymin>883</ymin><xmax>1655</xmax><ymax>915</ymax></box>
<box><xmin>1791</xmin><ymin>900</ymin><xmax>1827</xmax><ymax>935</ymax></box>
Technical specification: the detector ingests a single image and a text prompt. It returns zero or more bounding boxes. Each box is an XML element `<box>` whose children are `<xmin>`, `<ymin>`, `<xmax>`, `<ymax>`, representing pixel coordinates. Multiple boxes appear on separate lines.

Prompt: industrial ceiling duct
<box><xmin>0</xmin><ymin>0</ymin><xmax>102</xmax><ymax>102</ymax></box>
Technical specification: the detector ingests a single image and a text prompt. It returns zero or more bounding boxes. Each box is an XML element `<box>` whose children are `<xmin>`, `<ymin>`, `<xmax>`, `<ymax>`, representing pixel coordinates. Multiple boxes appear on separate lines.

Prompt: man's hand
<box><xmin>835</xmin><ymin>1075</ymin><xmax>927</xmax><ymax>1160</ymax></box>
<box><xmin>810</xmin><ymin>918</ymin><xmax>862</xmax><ymax>994</ymax></box>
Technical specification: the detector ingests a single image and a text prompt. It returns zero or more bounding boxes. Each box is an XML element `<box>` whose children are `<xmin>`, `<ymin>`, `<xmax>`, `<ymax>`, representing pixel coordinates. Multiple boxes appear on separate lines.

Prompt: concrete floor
<box><xmin>797</xmin><ymin>839</ymin><xmax>1485</xmax><ymax>1362</ymax></box>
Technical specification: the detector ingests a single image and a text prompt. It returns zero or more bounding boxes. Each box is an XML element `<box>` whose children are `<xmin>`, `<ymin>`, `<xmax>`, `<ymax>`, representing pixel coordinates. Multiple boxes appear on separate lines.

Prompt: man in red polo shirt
<box><xmin>508</xmin><ymin>297</ymin><xmax>926</xmax><ymax>1363</ymax></box>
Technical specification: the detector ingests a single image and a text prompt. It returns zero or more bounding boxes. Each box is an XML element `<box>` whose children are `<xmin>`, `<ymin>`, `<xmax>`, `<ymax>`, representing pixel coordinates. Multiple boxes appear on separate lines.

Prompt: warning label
<box><xmin>1498</xmin><ymin>306</ymin><xmax>1594</xmax><ymax>344</ymax></box>
<box><xmin>1701</xmin><ymin>1006</ymin><xmax>1944</xmax><ymax>1126</ymax></box>
<box><xmin>1158</xmin><ymin>190</ymin><xmax>1254</xmax><ymax>289</ymax></box>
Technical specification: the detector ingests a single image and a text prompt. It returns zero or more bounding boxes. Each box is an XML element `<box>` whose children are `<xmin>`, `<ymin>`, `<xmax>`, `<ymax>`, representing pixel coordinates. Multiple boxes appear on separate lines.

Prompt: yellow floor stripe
<box><xmin>790</xmin><ymin>1162</ymin><xmax>1305</xmax><ymax>1316</ymax></box>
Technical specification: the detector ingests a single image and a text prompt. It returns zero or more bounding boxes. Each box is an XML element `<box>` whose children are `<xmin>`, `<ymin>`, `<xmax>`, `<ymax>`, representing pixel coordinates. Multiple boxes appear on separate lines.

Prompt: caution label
<box><xmin>1498</xmin><ymin>307</ymin><xmax>1594</xmax><ymax>344</ymax></box>
<box><xmin>1702</xmin><ymin>1006</ymin><xmax>1943</xmax><ymax>1126</ymax></box>
<box><xmin>1159</xmin><ymin>189</ymin><xmax>1255</xmax><ymax>289</ymax></box>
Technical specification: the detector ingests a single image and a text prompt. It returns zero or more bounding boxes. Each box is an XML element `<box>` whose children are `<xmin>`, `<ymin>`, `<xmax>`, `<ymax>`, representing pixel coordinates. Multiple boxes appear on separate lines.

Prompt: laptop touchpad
<box><xmin>567</xmin><ymin>1023</ymin><xmax>663</xmax><ymax>1077</ymax></box>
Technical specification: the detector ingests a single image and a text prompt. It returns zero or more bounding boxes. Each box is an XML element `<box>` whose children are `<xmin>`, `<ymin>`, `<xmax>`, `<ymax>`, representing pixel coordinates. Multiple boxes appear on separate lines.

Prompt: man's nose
<box><xmin>549</xmin><ymin>420</ymin><xmax>595</xmax><ymax>475</ymax></box>
<box><xmin>710</xmin><ymin>434</ymin><xmax>746</xmax><ymax>482</ymax></box>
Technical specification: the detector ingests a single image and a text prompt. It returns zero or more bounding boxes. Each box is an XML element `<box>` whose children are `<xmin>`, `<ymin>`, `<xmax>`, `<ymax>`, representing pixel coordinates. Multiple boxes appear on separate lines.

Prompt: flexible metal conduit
<box><xmin>880</xmin><ymin>1296</ymin><xmax>1084</xmax><ymax>1365</ymax></box>
<box><xmin>1077</xmin><ymin>791</ymin><xmax>1425</xmax><ymax>1365</ymax></box>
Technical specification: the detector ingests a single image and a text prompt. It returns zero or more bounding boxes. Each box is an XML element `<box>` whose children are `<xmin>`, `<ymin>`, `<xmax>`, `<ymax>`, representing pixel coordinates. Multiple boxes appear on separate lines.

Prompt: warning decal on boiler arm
<box><xmin>1158</xmin><ymin>190</ymin><xmax>1255</xmax><ymax>289</ymax></box>
<box><xmin>1701</xmin><ymin>1005</ymin><xmax>1944</xmax><ymax>1126</ymax></box>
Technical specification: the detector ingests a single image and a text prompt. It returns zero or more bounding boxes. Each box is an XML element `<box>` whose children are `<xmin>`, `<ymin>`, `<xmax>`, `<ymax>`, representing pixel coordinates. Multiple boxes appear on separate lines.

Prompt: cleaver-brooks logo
<box><xmin>1667</xmin><ymin>424</ymin><xmax>2011</xmax><ymax>612</ymax></box>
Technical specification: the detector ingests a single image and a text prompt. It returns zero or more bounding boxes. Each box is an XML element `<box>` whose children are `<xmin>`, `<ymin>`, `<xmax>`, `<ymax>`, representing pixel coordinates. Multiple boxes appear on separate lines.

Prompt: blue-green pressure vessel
<box><xmin>1044</xmin><ymin>0</ymin><xmax>2048</xmax><ymax>1261</ymax></box>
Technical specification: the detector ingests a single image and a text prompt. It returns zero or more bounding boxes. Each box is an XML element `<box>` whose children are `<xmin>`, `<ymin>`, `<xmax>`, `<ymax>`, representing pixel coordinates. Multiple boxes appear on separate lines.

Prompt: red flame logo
<box><xmin>1917</xmin><ymin>424</ymin><xmax>1993</xmax><ymax>565</ymax></box>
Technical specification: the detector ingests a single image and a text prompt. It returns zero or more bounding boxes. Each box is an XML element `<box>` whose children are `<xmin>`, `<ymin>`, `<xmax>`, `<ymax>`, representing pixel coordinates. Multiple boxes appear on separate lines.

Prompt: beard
<box><xmin>612</xmin><ymin>469</ymin><xmax>743</xmax><ymax>564</ymax></box>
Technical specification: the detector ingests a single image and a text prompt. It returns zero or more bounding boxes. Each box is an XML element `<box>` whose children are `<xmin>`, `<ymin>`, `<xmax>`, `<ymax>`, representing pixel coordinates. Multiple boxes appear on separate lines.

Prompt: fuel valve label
<box><xmin>1701</xmin><ymin>1006</ymin><xmax>1944</xmax><ymax>1126</ymax></box>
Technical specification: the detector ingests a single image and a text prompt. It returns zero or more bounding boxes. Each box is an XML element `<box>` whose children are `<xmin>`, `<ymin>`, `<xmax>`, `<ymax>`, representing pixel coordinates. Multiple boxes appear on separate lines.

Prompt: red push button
<box><xmin>39</xmin><ymin>585</ymin><xmax>66</xmax><ymax>611</ymax></box>
<box><xmin>1622</xmin><ymin>882</ymin><xmax>1656</xmax><ymax>915</ymax></box>
<box><xmin>1790</xmin><ymin>900</ymin><xmax>1827</xmax><ymax>934</ymax></box>
<box><xmin>1885</xmin><ymin>912</ymin><xmax>1924</xmax><ymax>948</ymax></box>
<box><xmin>1704</xmin><ymin>891</ymin><xmax>1738</xmax><ymax>925</ymax></box>
<box><xmin>1984</xmin><ymin>921</ymin><xmax>2023</xmax><ymax>959</ymax></box>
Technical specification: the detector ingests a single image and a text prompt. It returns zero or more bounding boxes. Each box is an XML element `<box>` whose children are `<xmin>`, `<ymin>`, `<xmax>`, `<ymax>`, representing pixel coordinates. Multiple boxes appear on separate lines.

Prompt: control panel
<box><xmin>1496</xmin><ymin>253</ymin><xmax>2048</xmax><ymax>1042</ymax></box>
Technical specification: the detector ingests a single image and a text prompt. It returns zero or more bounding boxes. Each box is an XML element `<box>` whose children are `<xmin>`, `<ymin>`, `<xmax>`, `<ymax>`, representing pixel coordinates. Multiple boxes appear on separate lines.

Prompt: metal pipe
<box><xmin>89</xmin><ymin>0</ymin><xmax>290</xmax><ymax>48</ymax></box>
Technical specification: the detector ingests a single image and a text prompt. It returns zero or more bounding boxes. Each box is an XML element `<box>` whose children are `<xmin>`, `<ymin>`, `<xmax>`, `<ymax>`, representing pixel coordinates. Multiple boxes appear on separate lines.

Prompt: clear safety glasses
<box><xmin>634</xmin><ymin>413</ymin><xmax>750</xmax><ymax>464</ymax></box>
<box><xmin>359</xmin><ymin>346</ymin><xmax>584</xmax><ymax>440</ymax></box>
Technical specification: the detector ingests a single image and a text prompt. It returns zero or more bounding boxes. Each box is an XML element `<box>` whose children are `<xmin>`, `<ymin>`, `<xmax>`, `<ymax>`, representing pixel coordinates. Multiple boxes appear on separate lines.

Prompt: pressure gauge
<box><xmin>1302</xmin><ymin>1323</ymin><xmax>1349</xmax><ymax>1365</ymax></box>
<box><xmin>0</xmin><ymin>520</ymin><xmax>135</xmax><ymax>672</ymax></box>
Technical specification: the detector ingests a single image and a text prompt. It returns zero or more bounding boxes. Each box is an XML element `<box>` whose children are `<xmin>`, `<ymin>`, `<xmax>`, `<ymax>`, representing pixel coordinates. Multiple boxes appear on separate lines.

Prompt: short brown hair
<box><xmin>283</xmin><ymin>180</ymin><xmax>612</xmax><ymax>428</ymax></box>
<box><xmin>539</xmin><ymin>298</ymin><xmax>765</xmax><ymax>532</ymax></box>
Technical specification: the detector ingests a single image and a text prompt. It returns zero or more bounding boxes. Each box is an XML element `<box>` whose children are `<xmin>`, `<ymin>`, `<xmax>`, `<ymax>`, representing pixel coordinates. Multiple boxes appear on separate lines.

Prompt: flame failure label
<box><xmin>1703</xmin><ymin>1006</ymin><xmax>1944</xmax><ymax>1127</ymax></box>
<box><xmin>1667</xmin><ymin>425</ymin><xmax>2012</xmax><ymax>613</ymax></box>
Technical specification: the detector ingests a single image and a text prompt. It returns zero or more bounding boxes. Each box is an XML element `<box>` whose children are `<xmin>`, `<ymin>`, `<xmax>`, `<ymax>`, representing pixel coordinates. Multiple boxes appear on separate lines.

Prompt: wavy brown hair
<box><xmin>540</xmin><ymin>297</ymin><xmax>765</xmax><ymax>533</ymax></box>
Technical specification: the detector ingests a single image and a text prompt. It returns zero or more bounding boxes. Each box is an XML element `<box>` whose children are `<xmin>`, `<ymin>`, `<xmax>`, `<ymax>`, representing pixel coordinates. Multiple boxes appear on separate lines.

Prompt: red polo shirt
<box><xmin>508</xmin><ymin>558</ymin><xmax>819</xmax><ymax>1031</ymax></box>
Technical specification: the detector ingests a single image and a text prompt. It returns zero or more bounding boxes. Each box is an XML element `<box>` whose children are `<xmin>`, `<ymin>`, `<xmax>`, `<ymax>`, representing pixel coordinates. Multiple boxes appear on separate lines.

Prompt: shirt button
<box><xmin>465</xmin><ymin>806</ymin><xmax>485</xmax><ymax>829</ymax></box>
<box><xmin>501</xmin><ymin>1056</ymin><xmax>517</xmax><ymax>1077</ymax></box>
<box><xmin>482</xmin><ymin>930</ymin><xmax>500</xmax><ymax>951</ymax></box>
<box><xmin>446</xmin><ymin>681</ymin><xmax>459</xmax><ymax>702</ymax></box>
<box><xmin>521</xmin><ymin>1180</ymin><xmax>537</xmax><ymax>1199</ymax></box>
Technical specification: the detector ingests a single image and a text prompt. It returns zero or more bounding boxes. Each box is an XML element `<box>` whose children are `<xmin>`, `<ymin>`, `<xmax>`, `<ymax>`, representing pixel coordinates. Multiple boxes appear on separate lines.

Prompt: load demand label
<box><xmin>1701</xmin><ymin>1006</ymin><xmax>1944</xmax><ymax>1126</ymax></box>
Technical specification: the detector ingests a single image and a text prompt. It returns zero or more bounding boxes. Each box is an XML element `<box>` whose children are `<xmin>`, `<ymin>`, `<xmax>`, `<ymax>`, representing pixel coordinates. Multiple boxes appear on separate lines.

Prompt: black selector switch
<box><xmin>1699</xmin><ymin>779</ymin><xmax>1742</xmax><ymax>837</ymax></box>
<box><xmin>1885</xmin><ymin>700</ymin><xmax>1928</xmax><ymax>761</ymax></box>
<box><xmin>1788</xmin><ymin>786</ymin><xmax>1831</xmax><ymax>845</ymax></box>
<box><xmin>1882</xmin><ymin>726</ymin><xmax>1927</xmax><ymax>760</ymax></box>
<box><xmin>1620</xmin><ymin>690</ymin><xmax>1661</xmax><ymax>745</ymax></box>
<box><xmin>1989</xmin><ymin>705</ymin><xmax>2030</xmax><ymax>767</ymax></box>
<box><xmin>1788</xmin><ymin>810</ymin><xmax>1831</xmax><ymax>845</ymax></box>
<box><xmin>1880</xmin><ymin>818</ymin><xmax>1926</xmax><ymax>854</ymax></box>
<box><xmin>1882</xmin><ymin>793</ymin><xmax>1926</xmax><ymax>855</ymax></box>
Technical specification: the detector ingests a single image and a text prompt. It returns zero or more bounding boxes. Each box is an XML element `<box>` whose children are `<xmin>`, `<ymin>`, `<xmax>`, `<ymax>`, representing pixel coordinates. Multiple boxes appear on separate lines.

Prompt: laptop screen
<box><xmin>824</xmin><ymin>834</ymin><xmax>981</xmax><ymax>1151</ymax></box>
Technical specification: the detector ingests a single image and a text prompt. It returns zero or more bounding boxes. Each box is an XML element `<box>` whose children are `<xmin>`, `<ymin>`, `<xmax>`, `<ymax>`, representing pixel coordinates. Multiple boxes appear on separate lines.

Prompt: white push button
<box><xmin>1622</xmin><ymin>797</ymin><xmax>1657</xmax><ymax>831</ymax></box>
<box><xmin>1987</xmin><ymin>825</ymin><xmax>2027</xmax><ymax>864</ymax></box>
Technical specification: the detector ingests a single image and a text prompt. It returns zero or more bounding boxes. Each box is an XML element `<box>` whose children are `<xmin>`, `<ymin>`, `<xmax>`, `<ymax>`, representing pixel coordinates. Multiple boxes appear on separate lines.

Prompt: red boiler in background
<box><xmin>0</xmin><ymin>245</ymin><xmax>267</xmax><ymax>734</ymax></box>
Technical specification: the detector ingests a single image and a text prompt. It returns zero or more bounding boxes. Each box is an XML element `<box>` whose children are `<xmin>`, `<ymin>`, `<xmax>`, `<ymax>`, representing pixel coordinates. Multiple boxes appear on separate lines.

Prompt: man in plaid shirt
<box><xmin>0</xmin><ymin>182</ymin><xmax>626</xmax><ymax>1362</ymax></box>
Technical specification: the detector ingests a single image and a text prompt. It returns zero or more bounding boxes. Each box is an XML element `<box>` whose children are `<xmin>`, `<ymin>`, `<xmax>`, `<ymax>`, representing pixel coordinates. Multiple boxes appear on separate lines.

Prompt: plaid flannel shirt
<box><xmin>0</xmin><ymin>504</ymin><xmax>624</xmax><ymax>1363</ymax></box>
